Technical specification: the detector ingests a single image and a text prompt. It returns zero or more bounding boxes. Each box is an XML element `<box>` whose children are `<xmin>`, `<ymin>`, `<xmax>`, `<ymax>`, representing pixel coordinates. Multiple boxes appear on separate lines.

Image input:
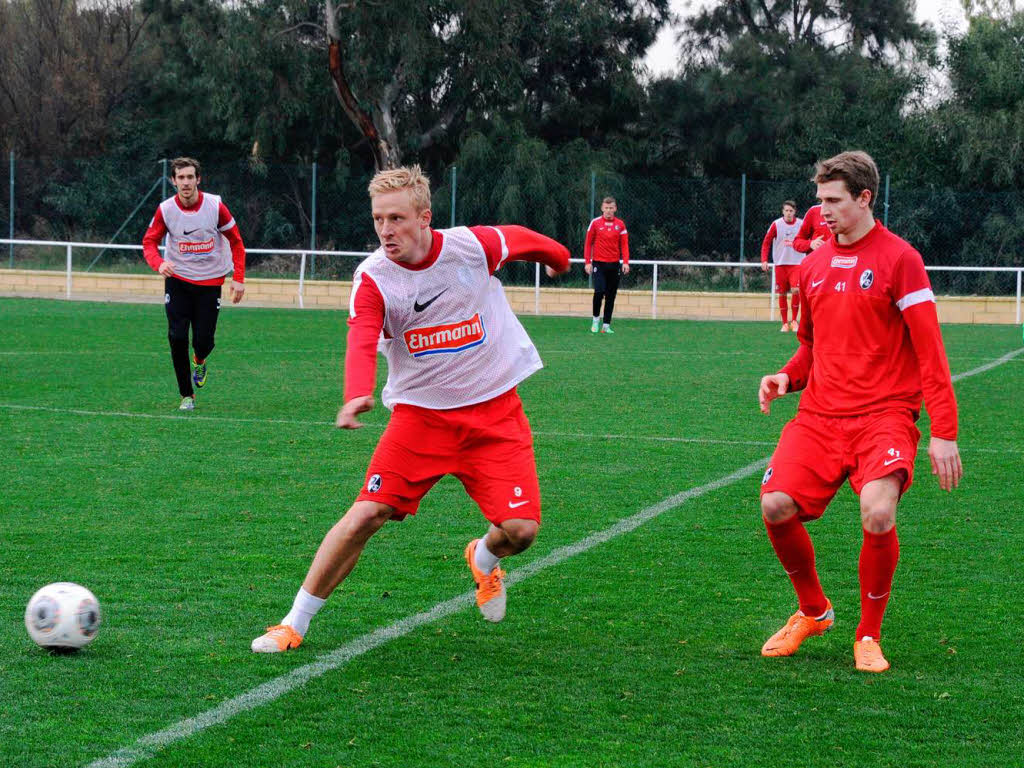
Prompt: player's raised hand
<box><xmin>337</xmin><ymin>395</ymin><xmax>374</xmax><ymax>429</ymax></box>
<box><xmin>545</xmin><ymin>263</ymin><xmax>569</xmax><ymax>278</ymax></box>
<box><xmin>758</xmin><ymin>373</ymin><xmax>790</xmax><ymax>415</ymax></box>
<box><xmin>230</xmin><ymin>281</ymin><xmax>245</xmax><ymax>304</ymax></box>
<box><xmin>928</xmin><ymin>437</ymin><xmax>963</xmax><ymax>491</ymax></box>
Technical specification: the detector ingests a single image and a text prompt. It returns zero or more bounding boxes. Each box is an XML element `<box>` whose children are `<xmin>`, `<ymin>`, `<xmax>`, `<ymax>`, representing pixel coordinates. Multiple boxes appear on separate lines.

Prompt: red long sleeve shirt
<box><xmin>779</xmin><ymin>221</ymin><xmax>957</xmax><ymax>439</ymax></box>
<box><xmin>142</xmin><ymin>192</ymin><xmax>246</xmax><ymax>285</ymax></box>
<box><xmin>793</xmin><ymin>205</ymin><xmax>832</xmax><ymax>254</ymax></box>
<box><xmin>584</xmin><ymin>216</ymin><xmax>630</xmax><ymax>265</ymax></box>
<box><xmin>344</xmin><ymin>225</ymin><xmax>570</xmax><ymax>403</ymax></box>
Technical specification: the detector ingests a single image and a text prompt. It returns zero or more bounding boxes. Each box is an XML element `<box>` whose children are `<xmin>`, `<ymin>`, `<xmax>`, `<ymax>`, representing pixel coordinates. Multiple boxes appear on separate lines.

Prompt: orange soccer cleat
<box><xmin>251</xmin><ymin>624</ymin><xmax>303</xmax><ymax>653</ymax></box>
<box><xmin>761</xmin><ymin>600</ymin><xmax>835</xmax><ymax>657</ymax></box>
<box><xmin>464</xmin><ymin>539</ymin><xmax>507</xmax><ymax>623</ymax></box>
<box><xmin>854</xmin><ymin>637</ymin><xmax>890</xmax><ymax>673</ymax></box>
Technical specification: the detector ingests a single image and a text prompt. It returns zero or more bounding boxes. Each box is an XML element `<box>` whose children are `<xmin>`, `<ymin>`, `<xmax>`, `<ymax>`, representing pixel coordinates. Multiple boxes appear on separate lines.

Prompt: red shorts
<box><xmin>356</xmin><ymin>388</ymin><xmax>540</xmax><ymax>525</ymax></box>
<box><xmin>774</xmin><ymin>265</ymin><xmax>800</xmax><ymax>294</ymax></box>
<box><xmin>760</xmin><ymin>409</ymin><xmax>920</xmax><ymax>521</ymax></box>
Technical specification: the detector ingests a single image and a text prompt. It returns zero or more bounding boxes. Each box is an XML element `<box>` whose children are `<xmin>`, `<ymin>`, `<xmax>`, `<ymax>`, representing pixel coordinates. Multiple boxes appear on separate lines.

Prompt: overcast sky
<box><xmin>645</xmin><ymin>0</ymin><xmax>971</xmax><ymax>75</ymax></box>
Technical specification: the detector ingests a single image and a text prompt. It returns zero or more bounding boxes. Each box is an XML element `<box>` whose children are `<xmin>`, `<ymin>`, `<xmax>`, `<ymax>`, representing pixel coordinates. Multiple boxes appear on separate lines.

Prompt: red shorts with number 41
<box><xmin>356</xmin><ymin>387</ymin><xmax>541</xmax><ymax>525</ymax></box>
<box><xmin>760</xmin><ymin>408</ymin><xmax>920</xmax><ymax>521</ymax></box>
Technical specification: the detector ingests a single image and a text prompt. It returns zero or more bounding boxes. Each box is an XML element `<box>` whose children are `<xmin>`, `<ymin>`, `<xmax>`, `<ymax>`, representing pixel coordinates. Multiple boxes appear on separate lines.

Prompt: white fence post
<box><xmin>65</xmin><ymin>243</ymin><xmax>72</xmax><ymax>299</ymax></box>
<box><xmin>534</xmin><ymin>262</ymin><xmax>540</xmax><ymax>315</ymax></box>
<box><xmin>298</xmin><ymin>252</ymin><xmax>307</xmax><ymax>309</ymax></box>
<box><xmin>652</xmin><ymin>263</ymin><xmax>658</xmax><ymax>319</ymax></box>
<box><xmin>1016</xmin><ymin>269</ymin><xmax>1021</xmax><ymax>325</ymax></box>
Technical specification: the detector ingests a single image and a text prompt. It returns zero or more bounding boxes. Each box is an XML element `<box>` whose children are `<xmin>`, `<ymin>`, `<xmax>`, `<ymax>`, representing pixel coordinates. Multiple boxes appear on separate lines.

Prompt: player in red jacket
<box><xmin>757</xmin><ymin>151</ymin><xmax>962</xmax><ymax>673</ymax></box>
<box><xmin>584</xmin><ymin>197</ymin><xmax>630</xmax><ymax>334</ymax></box>
<box><xmin>793</xmin><ymin>203</ymin><xmax>832</xmax><ymax>254</ymax></box>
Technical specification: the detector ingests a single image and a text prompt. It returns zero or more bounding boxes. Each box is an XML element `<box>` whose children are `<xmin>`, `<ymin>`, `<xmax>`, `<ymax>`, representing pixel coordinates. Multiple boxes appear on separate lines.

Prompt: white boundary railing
<box><xmin>2</xmin><ymin>239</ymin><xmax>1023</xmax><ymax>323</ymax></box>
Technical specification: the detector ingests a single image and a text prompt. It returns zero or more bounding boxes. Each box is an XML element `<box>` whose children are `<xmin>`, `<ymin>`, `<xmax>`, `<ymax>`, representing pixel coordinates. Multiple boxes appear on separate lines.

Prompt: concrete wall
<box><xmin>0</xmin><ymin>269</ymin><xmax>1019</xmax><ymax>324</ymax></box>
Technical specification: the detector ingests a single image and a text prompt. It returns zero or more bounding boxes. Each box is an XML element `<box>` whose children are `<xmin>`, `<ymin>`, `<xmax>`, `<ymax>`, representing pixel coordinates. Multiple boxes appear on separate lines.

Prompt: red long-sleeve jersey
<box><xmin>793</xmin><ymin>205</ymin><xmax>832</xmax><ymax>254</ymax></box>
<box><xmin>344</xmin><ymin>225</ymin><xmax>569</xmax><ymax>403</ymax></box>
<box><xmin>584</xmin><ymin>216</ymin><xmax>629</xmax><ymax>265</ymax></box>
<box><xmin>142</xmin><ymin>192</ymin><xmax>246</xmax><ymax>285</ymax></box>
<box><xmin>779</xmin><ymin>221</ymin><xmax>957</xmax><ymax>439</ymax></box>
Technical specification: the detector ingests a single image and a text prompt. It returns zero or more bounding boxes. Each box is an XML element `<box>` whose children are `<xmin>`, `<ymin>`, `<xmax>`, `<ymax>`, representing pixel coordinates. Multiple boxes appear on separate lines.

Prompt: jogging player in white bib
<box><xmin>142</xmin><ymin>157</ymin><xmax>246</xmax><ymax>410</ymax></box>
<box><xmin>252</xmin><ymin>165</ymin><xmax>570</xmax><ymax>653</ymax></box>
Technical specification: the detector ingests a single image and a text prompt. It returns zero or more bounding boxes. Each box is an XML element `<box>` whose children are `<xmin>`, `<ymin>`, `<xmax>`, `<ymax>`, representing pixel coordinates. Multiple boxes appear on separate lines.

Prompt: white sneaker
<box><xmin>179</xmin><ymin>396</ymin><xmax>195</xmax><ymax>411</ymax></box>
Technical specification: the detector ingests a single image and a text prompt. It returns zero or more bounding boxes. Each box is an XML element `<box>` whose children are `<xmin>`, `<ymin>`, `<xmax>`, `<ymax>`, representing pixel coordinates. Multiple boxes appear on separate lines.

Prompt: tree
<box><xmin>682</xmin><ymin>0</ymin><xmax>934</xmax><ymax>61</ymax></box>
<box><xmin>318</xmin><ymin>0</ymin><xmax>669</xmax><ymax>170</ymax></box>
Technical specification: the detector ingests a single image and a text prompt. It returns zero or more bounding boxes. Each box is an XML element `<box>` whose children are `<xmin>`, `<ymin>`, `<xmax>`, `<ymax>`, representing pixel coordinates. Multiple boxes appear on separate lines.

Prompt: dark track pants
<box><xmin>592</xmin><ymin>261</ymin><xmax>621</xmax><ymax>324</ymax></box>
<box><xmin>165</xmin><ymin>277</ymin><xmax>221</xmax><ymax>397</ymax></box>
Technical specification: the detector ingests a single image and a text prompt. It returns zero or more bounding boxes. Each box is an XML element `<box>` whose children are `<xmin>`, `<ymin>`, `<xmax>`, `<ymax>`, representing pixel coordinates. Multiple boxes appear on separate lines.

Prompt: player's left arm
<box><xmin>897</xmin><ymin>249</ymin><xmax>962</xmax><ymax>491</ymax></box>
<box><xmin>469</xmin><ymin>225</ymin><xmax>570</xmax><ymax>278</ymax></box>
<box><xmin>620</xmin><ymin>223</ymin><xmax>630</xmax><ymax>274</ymax></box>
<box><xmin>218</xmin><ymin>202</ymin><xmax>246</xmax><ymax>303</ymax></box>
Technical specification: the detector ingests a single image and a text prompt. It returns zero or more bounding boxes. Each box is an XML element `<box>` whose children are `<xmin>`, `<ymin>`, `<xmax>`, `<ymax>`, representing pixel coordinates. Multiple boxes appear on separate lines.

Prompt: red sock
<box><xmin>778</xmin><ymin>296</ymin><xmax>789</xmax><ymax>324</ymax></box>
<box><xmin>764</xmin><ymin>516</ymin><xmax>827</xmax><ymax>617</ymax></box>
<box><xmin>790</xmin><ymin>293</ymin><xmax>800</xmax><ymax>324</ymax></box>
<box><xmin>856</xmin><ymin>528</ymin><xmax>899</xmax><ymax>640</ymax></box>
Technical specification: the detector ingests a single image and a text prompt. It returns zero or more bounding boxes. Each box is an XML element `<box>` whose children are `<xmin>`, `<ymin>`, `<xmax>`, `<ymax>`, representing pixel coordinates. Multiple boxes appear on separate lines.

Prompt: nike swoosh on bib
<box><xmin>413</xmin><ymin>288</ymin><xmax>449</xmax><ymax>312</ymax></box>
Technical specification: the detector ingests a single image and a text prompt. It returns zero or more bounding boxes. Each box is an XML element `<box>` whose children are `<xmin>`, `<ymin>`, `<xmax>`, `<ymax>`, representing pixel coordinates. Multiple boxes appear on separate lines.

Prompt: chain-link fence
<box><xmin>4</xmin><ymin>153</ymin><xmax>1023</xmax><ymax>295</ymax></box>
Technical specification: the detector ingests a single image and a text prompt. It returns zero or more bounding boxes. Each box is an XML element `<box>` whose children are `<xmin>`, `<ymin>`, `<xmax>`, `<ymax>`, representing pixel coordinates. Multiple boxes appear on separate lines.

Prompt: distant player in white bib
<box><xmin>760</xmin><ymin>200</ymin><xmax>804</xmax><ymax>332</ymax></box>
<box><xmin>142</xmin><ymin>157</ymin><xmax>247</xmax><ymax>410</ymax></box>
<box><xmin>252</xmin><ymin>165</ymin><xmax>571</xmax><ymax>653</ymax></box>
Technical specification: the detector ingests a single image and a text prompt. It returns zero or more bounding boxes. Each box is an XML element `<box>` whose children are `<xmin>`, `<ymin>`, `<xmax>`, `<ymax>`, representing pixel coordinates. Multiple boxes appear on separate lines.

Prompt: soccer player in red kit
<box><xmin>760</xmin><ymin>200</ymin><xmax>804</xmax><ymax>332</ymax></box>
<box><xmin>757</xmin><ymin>151</ymin><xmax>962</xmax><ymax>673</ymax></box>
<box><xmin>252</xmin><ymin>166</ymin><xmax>570</xmax><ymax>653</ymax></box>
<box><xmin>793</xmin><ymin>202</ymin><xmax>832</xmax><ymax>256</ymax></box>
<box><xmin>142</xmin><ymin>157</ymin><xmax>246</xmax><ymax>410</ymax></box>
<box><xmin>584</xmin><ymin>197</ymin><xmax>630</xmax><ymax>334</ymax></box>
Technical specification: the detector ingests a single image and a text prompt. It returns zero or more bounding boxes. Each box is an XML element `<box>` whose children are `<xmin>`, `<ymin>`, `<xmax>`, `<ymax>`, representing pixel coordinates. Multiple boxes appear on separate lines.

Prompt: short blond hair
<box><xmin>813</xmin><ymin>151</ymin><xmax>879</xmax><ymax>210</ymax></box>
<box><xmin>368</xmin><ymin>165</ymin><xmax>432</xmax><ymax>211</ymax></box>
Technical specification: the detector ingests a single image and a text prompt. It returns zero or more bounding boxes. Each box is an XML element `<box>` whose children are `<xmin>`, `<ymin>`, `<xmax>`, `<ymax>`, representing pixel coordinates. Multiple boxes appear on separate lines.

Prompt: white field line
<box><xmin>1</xmin><ymin>348</ymin><xmax>1021</xmax><ymax>365</ymax></box>
<box><xmin>950</xmin><ymin>347</ymin><xmax>1024</xmax><ymax>381</ymax></box>
<box><xmin>0</xmin><ymin>403</ymin><xmax>777</xmax><ymax>448</ymax></box>
<box><xmin>84</xmin><ymin>458</ymin><xmax>768</xmax><ymax>768</ymax></box>
<box><xmin>81</xmin><ymin>346</ymin><xmax>1020</xmax><ymax>768</ymax></box>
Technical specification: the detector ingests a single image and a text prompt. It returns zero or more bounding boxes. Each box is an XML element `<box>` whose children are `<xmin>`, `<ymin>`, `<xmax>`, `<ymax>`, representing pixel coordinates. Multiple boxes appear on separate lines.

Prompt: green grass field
<box><xmin>1</xmin><ymin>297</ymin><xmax>1022</xmax><ymax>768</ymax></box>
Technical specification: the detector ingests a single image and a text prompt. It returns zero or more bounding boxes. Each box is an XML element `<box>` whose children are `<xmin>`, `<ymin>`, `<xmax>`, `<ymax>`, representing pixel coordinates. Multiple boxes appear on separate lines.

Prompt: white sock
<box><xmin>281</xmin><ymin>587</ymin><xmax>326</xmax><ymax>637</ymax></box>
<box><xmin>474</xmin><ymin>537</ymin><xmax>500</xmax><ymax>574</ymax></box>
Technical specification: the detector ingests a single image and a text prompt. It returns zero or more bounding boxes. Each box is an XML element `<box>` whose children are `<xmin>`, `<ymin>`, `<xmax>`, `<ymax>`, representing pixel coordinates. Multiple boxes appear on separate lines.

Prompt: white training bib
<box><xmin>351</xmin><ymin>226</ymin><xmax>542</xmax><ymax>410</ymax></box>
<box><xmin>771</xmin><ymin>217</ymin><xmax>804</xmax><ymax>266</ymax></box>
<box><xmin>159</xmin><ymin>193</ymin><xmax>233</xmax><ymax>281</ymax></box>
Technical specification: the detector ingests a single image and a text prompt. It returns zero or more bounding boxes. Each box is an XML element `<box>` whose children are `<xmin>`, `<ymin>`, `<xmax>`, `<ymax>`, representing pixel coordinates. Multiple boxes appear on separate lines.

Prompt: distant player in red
<box><xmin>760</xmin><ymin>200</ymin><xmax>804</xmax><ymax>332</ymax></box>
<box><xmin>757</xmin><ymin>151</ymin><xmax>962</xmax><ymax>673</ymax></box>
<box><xmin>252</xmin><ymin>166</ymin><xmax>570</xmax><ymax>653</ymax></box>
<box><xmin>793</xmin><ymin>202</ymin><xmax>831</xmax><ymax>255</ymax></box>
<box><xmin>142</xmin><ymin>157</ymin><xmax>246</xmax><ymax>411</ymax></box>
<box><xmin>584</xmin><ymin>197</ymin><xmax>630</xmax><ymax>334</ymax></box>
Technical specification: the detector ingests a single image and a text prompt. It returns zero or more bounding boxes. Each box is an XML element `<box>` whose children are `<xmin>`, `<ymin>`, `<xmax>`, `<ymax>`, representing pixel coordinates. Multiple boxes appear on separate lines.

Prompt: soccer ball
<box><xmin>24</xmin><ymin>582</ymin><xmax>102</xmax><ymax>651</ymax></box>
